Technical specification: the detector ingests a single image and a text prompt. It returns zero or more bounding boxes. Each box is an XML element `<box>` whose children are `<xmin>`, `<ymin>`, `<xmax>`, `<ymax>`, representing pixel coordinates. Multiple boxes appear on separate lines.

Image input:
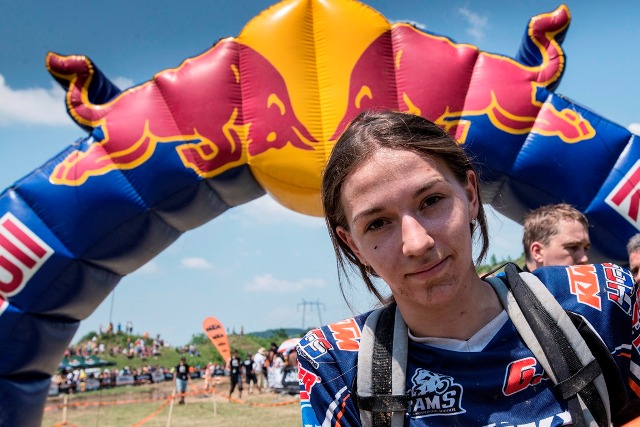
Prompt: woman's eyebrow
<box><xmin>352</xmin><ymin>207</ymin><xmax>383</xmax><ymax>226</ymax></box>
<box><xmin>412</xmin><ymin>178</ymin><xmax>444</xmax><ymax>199</ymax></box>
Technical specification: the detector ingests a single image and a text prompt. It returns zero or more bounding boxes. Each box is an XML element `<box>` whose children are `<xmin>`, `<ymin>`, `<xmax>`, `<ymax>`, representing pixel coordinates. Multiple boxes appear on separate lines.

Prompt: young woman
<box><xmin>297</xmin><ymin>110</ymin><xmax>639</xmax><ymax>427</ymax></box>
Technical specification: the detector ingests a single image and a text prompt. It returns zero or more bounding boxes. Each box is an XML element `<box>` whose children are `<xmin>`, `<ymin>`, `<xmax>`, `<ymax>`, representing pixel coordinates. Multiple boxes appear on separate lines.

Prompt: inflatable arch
<box><xmin>0</xmin><ymin>1</ymin><xmax>638</xmax><ymax>424</ymax></box>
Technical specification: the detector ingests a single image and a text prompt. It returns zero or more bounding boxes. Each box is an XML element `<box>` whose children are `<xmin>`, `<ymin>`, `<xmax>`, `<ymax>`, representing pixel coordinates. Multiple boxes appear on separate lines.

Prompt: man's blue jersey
<box><xmin>297</xmin><ymin>263</ymin><xmax>640</xmax><ymax>426</ymax></box>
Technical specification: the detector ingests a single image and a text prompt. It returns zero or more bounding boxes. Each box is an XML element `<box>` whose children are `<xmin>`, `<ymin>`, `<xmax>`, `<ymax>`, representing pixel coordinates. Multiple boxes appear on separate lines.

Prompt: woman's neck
<box><xmin>398</xmin><ymin>275</ymin><xmax>503</xmax><ymax>341</ymax></box>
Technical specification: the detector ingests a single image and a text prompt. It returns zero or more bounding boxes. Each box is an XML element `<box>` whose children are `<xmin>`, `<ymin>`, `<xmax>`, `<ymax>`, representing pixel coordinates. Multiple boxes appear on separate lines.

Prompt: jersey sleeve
<box><xmin>534</xmin><ymin>263</ymin><xmax>640</xmax><ymax>399</ymax></box>
<box><xmin>297</xmin><ymin>316</ymin><xmax>367</xmax><ymax>427</ymax></box>
<box><xmin>629</xmin><ymin>276</ymin><xmax>640</xmax><ymax>398</ymax></box>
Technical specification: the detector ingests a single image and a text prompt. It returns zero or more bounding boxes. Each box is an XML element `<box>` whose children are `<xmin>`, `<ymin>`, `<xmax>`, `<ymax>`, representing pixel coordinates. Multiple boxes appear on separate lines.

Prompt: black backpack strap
<box><xmin>355</xmin><ymin>304</ymin><xmax>408</xmax><ymax>427</ymax></box>
<box><xmin>489</xmin><ymin>263</ymin><xmax>609</xmax><ymax>426</ymax></box>
<box><xmin>565</xmin><ymin>310</ymin><xmax>640</xmax><ymax>426</ymax></box>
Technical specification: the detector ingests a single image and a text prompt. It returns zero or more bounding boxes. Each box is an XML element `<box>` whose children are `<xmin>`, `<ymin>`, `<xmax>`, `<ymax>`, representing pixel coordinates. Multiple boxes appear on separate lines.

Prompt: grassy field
<box><xmin>42</xmin><ymin>376</ymin><xmax>301</xmax><ymax>427</ymax></box>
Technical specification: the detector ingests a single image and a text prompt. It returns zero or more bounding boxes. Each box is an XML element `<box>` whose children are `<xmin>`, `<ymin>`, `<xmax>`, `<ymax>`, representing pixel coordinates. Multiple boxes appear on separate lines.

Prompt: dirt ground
<box><xmin>42</xmin><ymin>376</ymin><xmax>302</xmax><ymax>427</ymax></box>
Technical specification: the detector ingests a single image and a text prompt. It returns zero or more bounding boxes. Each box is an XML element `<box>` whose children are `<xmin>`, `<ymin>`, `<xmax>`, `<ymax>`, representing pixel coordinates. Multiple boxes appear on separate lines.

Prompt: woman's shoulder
<box><xmin>297</xmin><ymin>310</ymin><xmax>374</xmax><ymax>360</ymax></box>
<box><xmin>296</xmin><ymin>309</ymin><xmax>378</xmax><ymax>381</ymax></box>
<box><xmin>297</xmin><ymin>312</ymin><xmax>375</xmax><ymax>427</ymax></box>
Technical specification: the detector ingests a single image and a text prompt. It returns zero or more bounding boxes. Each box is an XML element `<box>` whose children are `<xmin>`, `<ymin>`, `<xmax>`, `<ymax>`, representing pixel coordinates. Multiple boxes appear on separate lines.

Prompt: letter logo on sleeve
<box><xmin>298</xmin><ymin>361</ymin><xmax>321</xmax><ymax>401</ymax></box>
<box><xmin>567</xmin><ymin>265</ymin><xmax>601</xmax><ymax>310</ymax></box>
<box><xmin>602</xmin><ymin>263</ymin><xmax>634</xmax><ymax>315</ymax></box>
<box><xmin>503</xmin><ymin>357</ymin><xmax>548</xmax><ymax>396</ymax></box>
<box><xmin>606</xmin><ymin>160</ymin><xmax>640</xmax><ymax>228</ymax></box>
<box><xmin>0</xmin><ymin>213</ymin><xmax>54</xmax><ymax>297</ymax></box>
<box><xmin>328</xmin><ymin>318</ymin><xmax>361</xmax><ymax>351</ymax></box>
<box><xmin>298</xmin><ymin>328</ymin><xmax>333</xmax><ymax>368</ymax></box>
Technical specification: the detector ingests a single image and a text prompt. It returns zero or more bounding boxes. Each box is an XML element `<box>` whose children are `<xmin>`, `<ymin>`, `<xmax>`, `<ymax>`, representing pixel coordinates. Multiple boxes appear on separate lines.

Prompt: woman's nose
<box><xmin>401</xmin><ymin>215</ymin><xmax>434</xmax><ymax>257</ymax></box>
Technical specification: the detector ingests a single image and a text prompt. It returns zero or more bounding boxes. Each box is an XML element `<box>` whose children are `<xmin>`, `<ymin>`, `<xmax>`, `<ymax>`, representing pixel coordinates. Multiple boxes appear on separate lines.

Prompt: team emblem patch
<box><xmin>407</xmin><ymin>368</ymin><xmax>465</xmax><ymax>418</ymax></box>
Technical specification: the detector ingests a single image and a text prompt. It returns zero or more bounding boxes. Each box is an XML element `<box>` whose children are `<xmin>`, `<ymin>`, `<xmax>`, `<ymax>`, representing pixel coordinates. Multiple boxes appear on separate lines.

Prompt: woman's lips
<box><xmin>405</xmin><ymin>257</ymin><xmax>448</xmax><ymax>280</ymax></box>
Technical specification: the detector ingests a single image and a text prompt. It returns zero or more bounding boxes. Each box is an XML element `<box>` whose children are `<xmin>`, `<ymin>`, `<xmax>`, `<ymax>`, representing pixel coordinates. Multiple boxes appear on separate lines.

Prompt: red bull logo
<box><xmin>44</xmin><ymin>0</ymin><xmax>596</xmax><ymax>217</ymax></box>
<box><xmin>47</xmin><ymin>39</ymin><xmax>316</xmax><ymax>187</ymax></box>
<box><xmin>333</xmin><ymin>5</ymin><xmax>594</xmax><ymax>145</ymax></box>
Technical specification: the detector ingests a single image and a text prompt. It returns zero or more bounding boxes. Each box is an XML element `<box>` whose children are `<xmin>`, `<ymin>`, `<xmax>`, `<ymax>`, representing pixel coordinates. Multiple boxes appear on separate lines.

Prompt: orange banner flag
<box><xmin>202</xmin><ymin>316</ymin><xmax>231</xmax><ymax>362</ymax></box>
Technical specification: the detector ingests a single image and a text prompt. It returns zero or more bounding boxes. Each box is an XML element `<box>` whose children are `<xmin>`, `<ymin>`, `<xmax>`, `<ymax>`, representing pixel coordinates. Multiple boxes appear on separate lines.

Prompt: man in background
<box><xmin>173</xmin><ymin>356</ymin><xmax>190</xmax><ymax>405</ymax></box>
<box><xmin>228</xmin><ymin>349</ymin><xmax>244</xmax><ymax>400</ymax></box>
<box><xmin>627</xmin><ymin>233</ymin><xmax>640</xmax><ymax>284</ymax></box>
<box><xmin>522</xmin><ymin>203</ymin><xmax>590</xmax><ymax>271</ymax></box>
<box><xmin>243</xmin><ymin>352</ymin><xmax>258</xmax><ymax>394</ymax></box>
<box><xmin>253</xmin><ymin>348</ymin><xmax>266</xmax><ymax>393</ymax></box>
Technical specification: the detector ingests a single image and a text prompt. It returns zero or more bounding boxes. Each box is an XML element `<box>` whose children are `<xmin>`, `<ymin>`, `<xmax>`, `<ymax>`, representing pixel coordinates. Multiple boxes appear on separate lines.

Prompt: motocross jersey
<box><xmin>297</xmin><ymin>263</ymin><xmax>640</xmax><ymax>426</ymax></box>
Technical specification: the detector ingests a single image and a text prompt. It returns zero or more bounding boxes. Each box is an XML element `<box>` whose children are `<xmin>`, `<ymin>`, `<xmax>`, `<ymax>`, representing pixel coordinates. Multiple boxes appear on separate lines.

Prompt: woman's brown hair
<box><xmin>322</xmin><ymin>110</ymin><xmax>489</xmax><ymax>305</ymax></box>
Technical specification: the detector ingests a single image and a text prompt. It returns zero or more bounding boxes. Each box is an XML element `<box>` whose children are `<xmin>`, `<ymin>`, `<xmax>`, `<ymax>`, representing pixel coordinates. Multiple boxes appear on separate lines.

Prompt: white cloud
<box><xmin>235</xmin><ymin>195</ymin><xmax>325</xmax><ymax>228</ymax></box>
<box><xmin>629</xmin><ymin>123</ymin><xmax>640</xmax><ymax>135</ymax></box>
<box><xmin>0</xmin><ymin>74</ymin><xmax>135</xmax><ymax>127</ymax></box>
<box><xmin>181</xmin><ymin>257</ymin><xmax>213</xmax><ymax>270</ymax></box>
<box><xmin>458</xmin><ymin>7</ymin><xmax>488</xmax><ymax>41</ymax></box>
<box><xmin>245</xmin><ymin>273</ymin><xmax>325</xmax><ymax>292</ymax></box>
<box><xmin>0</xmin><ymin>74</ymin><xmax>70</xmax><ymax>126</ymax></box>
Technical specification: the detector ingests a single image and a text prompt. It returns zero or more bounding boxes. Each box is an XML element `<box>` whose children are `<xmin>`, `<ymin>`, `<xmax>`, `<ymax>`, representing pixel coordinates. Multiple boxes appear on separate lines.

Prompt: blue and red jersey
<box><xmin>297</xmin><ymin>263</ymin><xmax>640</xmax><ymax>426</ymax></box>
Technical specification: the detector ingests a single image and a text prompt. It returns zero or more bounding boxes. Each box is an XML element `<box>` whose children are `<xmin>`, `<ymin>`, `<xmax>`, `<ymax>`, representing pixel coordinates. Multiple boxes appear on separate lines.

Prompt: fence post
<box><xmin>166</xmin><ymin>388</ymin><xmax>176</xmax><ymax>427</ymax></box>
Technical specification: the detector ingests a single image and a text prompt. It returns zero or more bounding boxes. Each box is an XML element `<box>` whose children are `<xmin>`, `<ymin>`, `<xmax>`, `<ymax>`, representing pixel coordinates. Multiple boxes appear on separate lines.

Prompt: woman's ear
<box><xmin>336</xmin><ymin>226</ymin><xmax>367</xmax><ymax>266</ymax></box>
<box><xmin>465</xmin><ymin>170</ymin><xmax>480</xmax><ymax>220</ymax></box>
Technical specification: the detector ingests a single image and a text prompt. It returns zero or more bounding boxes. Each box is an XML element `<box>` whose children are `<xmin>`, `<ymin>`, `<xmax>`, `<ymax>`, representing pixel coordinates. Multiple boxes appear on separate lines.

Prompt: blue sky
<box><xmin>1</xmin><ymin>0</ymin><xmax>638</xmax><ymax>346</ymax></box>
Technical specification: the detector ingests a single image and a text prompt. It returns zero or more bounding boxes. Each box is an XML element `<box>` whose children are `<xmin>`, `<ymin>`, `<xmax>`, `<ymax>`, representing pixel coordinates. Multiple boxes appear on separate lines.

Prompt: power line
<box><xmin>298</xmin><ymin>299</ymin><xmax>325</xmax><ymax>330</ymax></box>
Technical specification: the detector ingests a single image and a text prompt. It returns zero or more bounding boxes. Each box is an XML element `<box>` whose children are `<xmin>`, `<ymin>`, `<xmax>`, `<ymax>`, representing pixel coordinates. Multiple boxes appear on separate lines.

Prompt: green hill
<box><xmin>71</xmin><ymin>328</ymin><xmax>305</xmax><ymax>373</ymax></box>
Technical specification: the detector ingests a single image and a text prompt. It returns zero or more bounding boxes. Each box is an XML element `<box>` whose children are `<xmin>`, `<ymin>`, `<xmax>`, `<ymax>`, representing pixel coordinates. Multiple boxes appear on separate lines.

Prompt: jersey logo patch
<box><xmin>328</xmin><ymin>318</ymin><xmax>361</xmax><ymax>351</ymax></box>
<box><xmin>567</xmin><ymin>264</ymin><xmax>602</xmax><ymax>310</ymax></box>
<box><xmin>407</xmin><ymin>368</ymin><xmax>465</xmax><ymax>418</ymax></box>
<box><xmin>298</xmin><ymin>328</ymin><xmax>333</xmax><ymax>369</ymax></box>
<box><xmin>503</xmin><ymin>357</ymin><xmax>548</xmax><ymax>396</ymax></box>
<box><xmin>298</xmin><ymin>361</ymin><xmax>320</xmax><ymax>401</ymax></box>
<box><xmin>602</xmin><ymin>263</ymin><xmax>634</xmax><ymax>315</ymax></box>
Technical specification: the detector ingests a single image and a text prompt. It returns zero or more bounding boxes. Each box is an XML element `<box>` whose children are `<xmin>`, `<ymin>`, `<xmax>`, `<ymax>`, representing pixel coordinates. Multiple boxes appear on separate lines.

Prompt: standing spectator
<box><xmin>627</xmin><ymin>233</ymin><xmax>640</xmax><ymax>284</ymax></box>
<box><xmin>253</xmin><ymin>348</ymin><xmax>267</xmax><ymax>393</ymax></box>
<box><xmin>173</xmin><ymin>356</ymin><xmax>190</xmax><ymax>405</ymax></box>
<box><xmin>522</xmin><ymin>203</ymin><xmax>590</xmax><ymax>271</ymax></box>
<box><xmin>243</xmin><ymin>353</ymin><xmax>258</xmax><ymax>394</ymax></box>
<box><xmin>202</xmin><ymin>362</ymin><xmax>214</xmax><ymax>392</ymax></box>
<box><xmin>227</xmin><ymin>349</ymin><xmax>243</xmax><ymax>400</ymax></box>
<box><xmin>268</xmin><ymin>351</ymin><xmax>285</xmax><ymax>391</ymax></box>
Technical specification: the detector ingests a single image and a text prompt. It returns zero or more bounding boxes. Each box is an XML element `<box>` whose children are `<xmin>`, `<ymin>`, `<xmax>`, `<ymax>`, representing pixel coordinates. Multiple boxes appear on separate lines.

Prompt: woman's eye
<box><xmin>366</xmin><ymin>219</ymin><xmax>386</xmax><ymax>231</ymax></box>
<box><xmin>422</xmin><ymin>195</ymin><xmax>442</xmax><ymax>208</ymax></box>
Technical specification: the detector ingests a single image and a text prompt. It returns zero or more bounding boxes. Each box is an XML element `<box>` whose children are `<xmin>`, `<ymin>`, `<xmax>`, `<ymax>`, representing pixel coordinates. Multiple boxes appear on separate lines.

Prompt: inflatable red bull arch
<box><xmin>1</xmin><ymin>0</ymin><xmax>639</xmax><ymax>424</ymax></box>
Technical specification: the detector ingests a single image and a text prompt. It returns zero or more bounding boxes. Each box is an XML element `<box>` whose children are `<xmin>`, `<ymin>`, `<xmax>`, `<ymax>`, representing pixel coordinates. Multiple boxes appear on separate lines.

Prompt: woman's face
<box><xmin>337</xmin><ymin>147</ymin><xmax>479</xmax><ymax>309</ymax></box>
